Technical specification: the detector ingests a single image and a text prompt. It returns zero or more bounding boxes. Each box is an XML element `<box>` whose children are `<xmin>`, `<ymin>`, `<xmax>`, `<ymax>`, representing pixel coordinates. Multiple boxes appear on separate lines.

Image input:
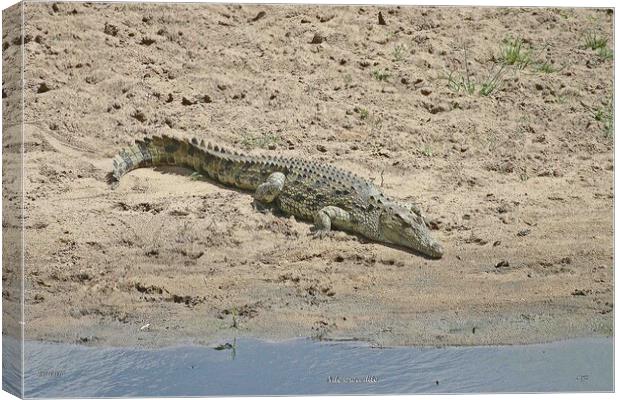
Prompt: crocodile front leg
<box><xmin>254</xmin><ymin>172</ymin><xmax>286</xmax><ymax>203</ymax></box>
<box><xmin>312</xmin><ymin>206</ymin><xmax>352</xmax><ymax>238</ymax></box>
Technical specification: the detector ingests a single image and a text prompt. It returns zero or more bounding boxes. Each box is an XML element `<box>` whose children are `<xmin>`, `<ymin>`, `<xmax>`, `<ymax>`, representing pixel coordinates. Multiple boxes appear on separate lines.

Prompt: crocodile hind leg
<box><xmin>253</xmin><ymin>172</ymin><xmax>286</xmax><ymax>213</ymax></box>
<box><xmin>312</xmin><ymin>206</ymin><xmax>352</xmax><ymax>239</ymax></box>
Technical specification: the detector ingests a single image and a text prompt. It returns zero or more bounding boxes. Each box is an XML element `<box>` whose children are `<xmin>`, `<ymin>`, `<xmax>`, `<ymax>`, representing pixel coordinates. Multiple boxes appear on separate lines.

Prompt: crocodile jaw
<box><xmin>386</xmin><ymin>226</ymin><xmax>444</xmax><ymax>259</ymax></box>
<box><xmin>378</xmin><ymin>206</ymin><xmax>444</xmax><ymax>259</ymax></box>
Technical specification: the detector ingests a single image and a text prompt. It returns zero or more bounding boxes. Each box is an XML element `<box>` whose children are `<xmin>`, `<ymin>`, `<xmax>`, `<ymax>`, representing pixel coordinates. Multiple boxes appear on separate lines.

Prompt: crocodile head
<box><xmin>378</xmin><ymin>203</ymin><xmax>444</xmax><ymax>259</ymax></box>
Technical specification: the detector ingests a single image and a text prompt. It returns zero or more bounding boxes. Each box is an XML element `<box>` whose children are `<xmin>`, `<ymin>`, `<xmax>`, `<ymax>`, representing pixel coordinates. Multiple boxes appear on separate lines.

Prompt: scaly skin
<box><xmin>108</xmin><ymin>135</ymin><xmax>444</xmax><ymax>258</ymax></box>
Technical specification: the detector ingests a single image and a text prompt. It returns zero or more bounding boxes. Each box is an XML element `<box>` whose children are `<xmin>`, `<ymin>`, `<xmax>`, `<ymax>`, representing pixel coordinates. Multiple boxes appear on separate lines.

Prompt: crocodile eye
<box><xmin>396</xmin><ymin>213</ymin><xmax>411</xmax><ymax>221</ymax></box>
<box><xmin>395</xmin><ymin>213</ymin><xmax>409</xmax><ymax>225</ymax></box>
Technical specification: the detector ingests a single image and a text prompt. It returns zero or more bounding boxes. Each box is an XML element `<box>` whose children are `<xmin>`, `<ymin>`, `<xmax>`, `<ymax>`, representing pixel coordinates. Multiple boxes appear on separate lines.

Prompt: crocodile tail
<box><xmin>107</xmin><ymin>135</ymin><xmax>205</xmax><ymax>189</ymax></box>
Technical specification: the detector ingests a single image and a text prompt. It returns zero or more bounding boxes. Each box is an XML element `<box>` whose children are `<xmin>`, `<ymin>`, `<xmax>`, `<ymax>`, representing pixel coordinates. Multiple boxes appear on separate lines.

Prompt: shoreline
<box><xmin>7</xmin><ymin>331</ymin><xmax>615</xmax><ymax>350</ymax></box>
<box><xmin>22</xmin><ymin>296</ymin><xmax>613</xmax><ymax>348</ymax></box>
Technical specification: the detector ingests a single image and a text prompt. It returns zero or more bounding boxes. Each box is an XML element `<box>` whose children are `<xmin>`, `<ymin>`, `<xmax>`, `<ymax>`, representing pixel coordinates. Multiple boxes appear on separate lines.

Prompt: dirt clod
<box><xmin>378</xmin><ymin>11</ymin><xmax>387</xmax><ymax>25</ymax></box>
<box><xmin>309</xmin><ymin>33</ymin><xmax>325</xmax><ymax>44</ymax></box>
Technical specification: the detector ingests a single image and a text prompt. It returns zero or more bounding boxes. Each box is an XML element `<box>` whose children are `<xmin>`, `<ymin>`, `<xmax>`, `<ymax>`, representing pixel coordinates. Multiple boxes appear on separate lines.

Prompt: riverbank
<box><xmin>3</xmin><ymin>4</ymin><xmax>613</xmax><ymax>348</ymax></box>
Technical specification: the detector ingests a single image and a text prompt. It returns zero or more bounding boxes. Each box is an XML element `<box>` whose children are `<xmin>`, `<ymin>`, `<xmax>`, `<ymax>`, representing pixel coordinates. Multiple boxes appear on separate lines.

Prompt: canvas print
<box><xmin>2</xmin><ymin>1</ymin><xmax>614</xmax><ymax>397</ymax></box>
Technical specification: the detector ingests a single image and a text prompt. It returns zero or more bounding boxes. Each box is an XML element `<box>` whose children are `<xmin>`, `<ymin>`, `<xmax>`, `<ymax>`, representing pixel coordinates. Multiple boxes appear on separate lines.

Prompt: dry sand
<box><xmin>2</xmin><ymin>3</ymin><xmax>613</xmax><ymax>347</ymax></box>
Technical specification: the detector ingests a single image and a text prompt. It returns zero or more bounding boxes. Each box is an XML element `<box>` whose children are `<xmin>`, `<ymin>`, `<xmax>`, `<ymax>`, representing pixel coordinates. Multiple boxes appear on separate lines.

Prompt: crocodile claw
<box><xmin>189</xmin><ymin>172</ymin><xmax>207</xmax><ymax>181</ymax></box>
<box><xmin>310</xmin><ymin>229</ymin><xmax>332</xmax><ymax>240</ymax></box>
<box><xmin>251</xmin><ymin>199</ymin><xmax>271</xmax><ymax>214</ymax></box>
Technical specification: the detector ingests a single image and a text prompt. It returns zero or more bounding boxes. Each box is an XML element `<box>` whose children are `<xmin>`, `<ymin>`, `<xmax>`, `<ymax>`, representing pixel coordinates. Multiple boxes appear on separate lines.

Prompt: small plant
<box><xmin>593</xmin><ymin>101</ymin><xmax>613</xmax><ymax>138</ymax></box>
<box><xmin>446</xmin><ymin>71</ymin><xmax>462</xmax><ymax>92</ymax></box>
<box><xmin>447</xmin><ymin>71</ymin><xmax>476</xmax><ymax>95</ymax></box>
<box><xmin>553</xmin><ymin>94</ymin><xmax>568</xmax><ymax>104</ymax></box>
<box><xmin>530</xmin><ymin>42</ymin><xmax>568</xmax><ymax>74</ymax></box>
<box><xmin>534</xmin><ymin>62</ymin><xmax>556</xmax><ymax>73</ymax></box>
<box><xmin>358</xmin><ymin>107</ymin><xmax>369</xmax><ymax>120</ymax></box>
<box><xmin>372</xmin><ymin>69</ymin><xmax>390</xmax><ymax>81</ymax></box>
<box><xmin>393</xmin><ymin>44</ymin><xmax>407</xmax><ymax>62</ymax></box>
<box><xmin>354</xmin><ymin>106</ymin><xmax>381</xmax><ymax>133</ymax></box>
<box><xmin>420</xmin><ymin>145</ymin><xmax>433</xmax><ymax>157</ymax></box>
<box><xmin>445</xmin><ymin>46</ymin><xmax>506</xmax><ymax>97</ymax></box>
<box><xmin>500</xmin><ymin>37</ymin><xmax>531</xmax><ymax>69</ymax></box>
<box><xmin>583</xmin><ymin>31</ymin><xmax>608</xmax><ymax>51</ymax></box>
<box><xmin>478</xmin><ymin>64</ymin><xmax>506</xmax><ymax>96</ymax></box>
<box><xmin>582</xmin><ymin>29</ymin><xmax>613</xmax><ymax>61</ymax></box>
<box><xmin>343</xmin><ymin>73</ymin><xmax>353</xmax><ymax>86</ymax></box>
<box><xmin>446</xmin><ymin>47</ymin><xmax>476</xmax><ymax>95</ymax></box>
<box><xmin>596</xmin><ymin>46</ymin><xmax>614</xmax><ymax>61</ymax></box>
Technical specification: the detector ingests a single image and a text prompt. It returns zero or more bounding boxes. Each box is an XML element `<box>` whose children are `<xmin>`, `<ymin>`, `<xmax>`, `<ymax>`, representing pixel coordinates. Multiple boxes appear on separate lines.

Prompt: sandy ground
<box><xmin>2</xmin><ymin>3</ymin><xmax>613</xmax><ymax>347</ymax></box>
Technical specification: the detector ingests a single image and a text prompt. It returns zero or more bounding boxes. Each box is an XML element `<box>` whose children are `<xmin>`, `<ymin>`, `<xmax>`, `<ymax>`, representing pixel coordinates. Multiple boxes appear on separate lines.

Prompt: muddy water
<box><xmin>5</xmin><ymin>336</ymin><xmax>612</xmax><ymax>397</ymax></box>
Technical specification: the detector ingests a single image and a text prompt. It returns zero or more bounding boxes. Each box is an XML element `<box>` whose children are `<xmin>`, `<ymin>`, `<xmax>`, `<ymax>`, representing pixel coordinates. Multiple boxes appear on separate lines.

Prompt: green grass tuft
<box><xmin>593</xmin><ymin>100</ymin><xmax>614</xmax><ymax>138</ymax></box>
<box><xmin>420</xmin><ymin>145</ymin><xmax>433</xmax><ymax>157</ymax></box>
<box><xmin>372</xmin><ymin>69</ymin><xmax>390</xmax><ymax>81</ymax></box>
<box><xmin>596</xmin><ymin>46</ymin><xmax>614</xmax><ymax>61</ymax></box>
<box><xmin>500</xmin><ymin>37</ymin><xmax>531</xmax><ymax>69</ymax></box>
<box><xmin>478</xmin><ymin>64</ymin><xmax>507</xmax><ymax>96</ymax></box>
<box><xmin>582</xmin><ymin>29</ymin><xmax>613</xmax><ymax>62</ymax></box>
<box><xmin>583</xmin><ymin>31</ymin><xmax>608</xmax><ymax>50</ymax></box>
<box><xmin>358</xmin><ymin>108</ymin><xmax>369</xmax><ymax>120</ymax></box>
<box><xmin>446</xmin><ymin>64</ymin><xmax>506</xmax><ymax>97</ymax></box>
<box><xmin>534</xmin><ymin>62</ymin><xmax>556</xmax><ymax>73</ymax></box>
<box><xmin>393</xmin><ymin>44</ymin><xmax>407</xmax><ymax>62</ymax></box>
<box><xmin>447</xmin><ymin>71</ymin><xmax>475</xmax><ymax>95</ymax></box>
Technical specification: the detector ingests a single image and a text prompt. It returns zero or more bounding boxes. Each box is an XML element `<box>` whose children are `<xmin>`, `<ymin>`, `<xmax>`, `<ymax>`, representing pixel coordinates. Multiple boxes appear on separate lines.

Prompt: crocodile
<box><xmin>107</xmin><ymin>135</ymin><xmax>444</xmax><ymax>258</ymax></box>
